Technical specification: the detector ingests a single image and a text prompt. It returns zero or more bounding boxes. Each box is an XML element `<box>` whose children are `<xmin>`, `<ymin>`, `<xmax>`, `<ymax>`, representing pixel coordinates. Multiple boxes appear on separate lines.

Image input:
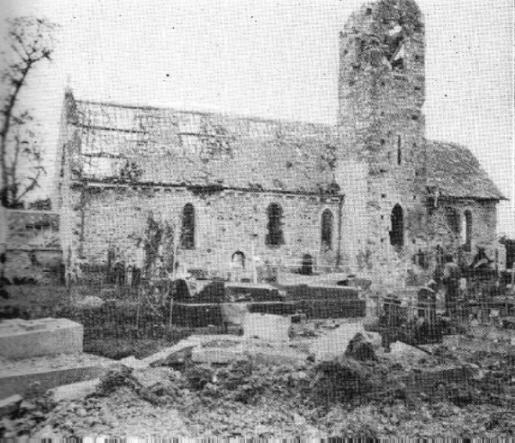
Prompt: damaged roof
<box><xmin>426</xmin><ymin>140</ymin><xmax>506</xmax><ymax>201</ymax></box>
<box><xmin>65</xmin><ymin>96</ymin><xmax>505</xmax><ymax>201</ymax></box>
<box><xmin>70</xmin><ymin>98</ymin><xmax>338</xmax><ymax>194</ymax></box>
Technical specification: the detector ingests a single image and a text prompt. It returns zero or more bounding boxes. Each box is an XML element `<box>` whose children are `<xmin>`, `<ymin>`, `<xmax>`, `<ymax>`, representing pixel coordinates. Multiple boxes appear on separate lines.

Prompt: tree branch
<box><xmin>15</xmin><ymin>166</ymin><xmax>45</xmax><ymax>203</ymax></box>
<box><xmin>1</xmin><ymin>16</ymin><xmax>56</xmax><ymax>207</ymax></box>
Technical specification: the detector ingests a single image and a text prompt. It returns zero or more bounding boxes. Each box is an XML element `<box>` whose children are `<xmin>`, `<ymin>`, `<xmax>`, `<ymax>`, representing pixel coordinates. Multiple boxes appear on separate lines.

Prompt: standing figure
<box><xmin>443</xmin><ymin>254</ymin><xmax>461</xmax><ymax>316</ymax></box>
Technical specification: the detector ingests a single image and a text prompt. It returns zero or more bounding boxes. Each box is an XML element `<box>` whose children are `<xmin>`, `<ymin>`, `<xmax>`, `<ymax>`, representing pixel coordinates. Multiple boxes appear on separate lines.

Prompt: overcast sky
<box><xmin>2</xmin><ymin>0</ymin><xmax>514</xmax><ymax>235</ymax></box>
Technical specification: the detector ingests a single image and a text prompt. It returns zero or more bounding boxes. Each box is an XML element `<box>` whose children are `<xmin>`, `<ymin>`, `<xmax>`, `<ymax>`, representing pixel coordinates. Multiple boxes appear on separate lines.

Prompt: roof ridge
<box><xmin>74</xmin><ymin>97</ymin><xmax>335</xmax><ymax>129</ymax></box>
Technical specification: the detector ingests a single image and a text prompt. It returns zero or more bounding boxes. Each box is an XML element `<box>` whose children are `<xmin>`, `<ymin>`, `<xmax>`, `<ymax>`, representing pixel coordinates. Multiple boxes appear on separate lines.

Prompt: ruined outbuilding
<box><xmin>53</xmin><ymin>0</ymin><xmax>505</xmax><ymax>284</ymax></box>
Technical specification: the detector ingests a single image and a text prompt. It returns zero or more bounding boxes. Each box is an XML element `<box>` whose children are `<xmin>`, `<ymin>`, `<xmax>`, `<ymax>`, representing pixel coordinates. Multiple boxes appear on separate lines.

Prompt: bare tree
<box><xmin>0</xmin><ymin>17</ymin><xmax>57</xmax><ymax>208</ymax></box>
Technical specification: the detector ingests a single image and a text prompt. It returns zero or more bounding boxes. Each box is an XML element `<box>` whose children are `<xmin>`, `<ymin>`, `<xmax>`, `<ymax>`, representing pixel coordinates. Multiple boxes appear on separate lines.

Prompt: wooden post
<box><xmin>168</xmin><ymin>226</ymin><xmax>179</xmax><ymax>334</ymax></box>
<box><xmin>168</xmin><ymin>294</ymin><xmax>173</xmax><ymax>334</ymax></box>
<box><xmin>251</xmin><ymin>234</ymin><xmax>258</xmax><ymax>284</ymax></box>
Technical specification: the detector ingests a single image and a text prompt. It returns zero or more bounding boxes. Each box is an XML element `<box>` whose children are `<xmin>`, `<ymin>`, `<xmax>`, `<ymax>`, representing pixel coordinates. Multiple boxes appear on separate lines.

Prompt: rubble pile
<box><xmin>0</xmin><ymin>320</ymin><xmax>513</xmax><ymax>438</ymax></box>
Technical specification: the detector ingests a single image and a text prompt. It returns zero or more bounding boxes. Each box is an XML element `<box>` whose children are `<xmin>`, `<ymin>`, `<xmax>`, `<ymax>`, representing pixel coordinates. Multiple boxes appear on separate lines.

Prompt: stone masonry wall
<box><xmin>1</xmin><ymin>209</ymin><xmax>62</xmax><ymax>284</ymax></box>
<box><xmin>425</xmin><ymin>199</ymin><xmax>498</xmax><ymax>259</ymax></box>
<box><xmin>70</xmin><ymin>185</ymin><xmax>343</xmax><ymax>277</ymax></box>
<box><xmin>337</xmin><ymin>0</ymin><xmax>430</xmax><ymax>281</ymax></box>
<box><xmin>55</xmin><ymin>0</ymin><xmax>501</xmax><ymax>286</ymax></box>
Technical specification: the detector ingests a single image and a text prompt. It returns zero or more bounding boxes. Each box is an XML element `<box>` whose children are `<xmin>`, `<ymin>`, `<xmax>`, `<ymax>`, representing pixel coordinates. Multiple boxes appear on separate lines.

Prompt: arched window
<box><xmin>390</xmin><ymin>204</ymin><xmax>404</xmax><ymax>249</ymax></box>
<box><xmin>266</xmin><ymin>203</ymin><xmax>284</xmax><ymax>246</ymax></box>
<box><xmin>231</xmin><ymin>251</ymin><xmax>245</xmax><ymax>269</ymax></box>
<box><xmin>445</xmin><ymin>206</ymin><xmax>460</xmax><ymax>235</ymax></box>
<box><xmin>180</xmin><ymin>203</ymin><xmax>195</xmax><ymax>249</ymax></box>
<box><xmin>321</xmin><ymin>209</ymin><xmax>334</xmax><ymax>250</ymax></box>
<box><xmin>463</xmin><ymin>210</ymin><xmax>472</xmax><ymax>251</ymax></box>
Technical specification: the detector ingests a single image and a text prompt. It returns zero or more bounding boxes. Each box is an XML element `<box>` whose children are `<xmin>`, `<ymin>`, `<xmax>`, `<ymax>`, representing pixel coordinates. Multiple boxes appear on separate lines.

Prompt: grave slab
<box><xmin>0</xmin><ymin>318</ymin><xmax>83</xmax><ymax>359</ymax></box>
<box><xmin>0</xmin><ymin>353</ymin><xmax>113</xmax><ymax>399</ymax></box>
<box><xmin>243</xmin><ymin>313</ymin><xmax>291</xmax><ymax>342</ymax></box>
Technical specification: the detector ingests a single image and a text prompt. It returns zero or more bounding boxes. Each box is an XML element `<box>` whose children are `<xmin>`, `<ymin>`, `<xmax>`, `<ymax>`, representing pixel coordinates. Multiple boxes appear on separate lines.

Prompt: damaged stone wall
<box><xmin>53</xmin><ymin>0</ymin><xmax>502</xmax><ymax>286</ymax></box>
<box><xmin>336</xmin><ymin>0</ymin><xmax>500</xmax><ymax>284</ymax></box>
<box><xmin>65</xmin><ymin>185</ymin><xmax>342</xmax><ymax>278</ymax></box>
<box><xmin>424</xmin><ymin>199</ymin><xmax>498</xmax><ymax>260</ymax></box>
<box><xmin>1</xmin><ymin>209</ymin><xmax>62</xmax><ymax>284</ymax></box>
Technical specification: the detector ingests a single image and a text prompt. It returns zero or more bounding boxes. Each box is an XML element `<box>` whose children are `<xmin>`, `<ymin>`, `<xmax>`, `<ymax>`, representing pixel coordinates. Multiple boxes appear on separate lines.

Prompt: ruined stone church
<box><xmin>54</xmin><ymin>0</ymin><xmax>505</xmax><ymax>282</ymax></box>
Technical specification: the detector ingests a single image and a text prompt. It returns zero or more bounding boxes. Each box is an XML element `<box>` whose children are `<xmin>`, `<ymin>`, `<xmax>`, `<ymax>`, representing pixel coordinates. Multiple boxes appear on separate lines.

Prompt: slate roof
<box><xmin>70</xmin><ymin>98</ymin><xmax>338</xmax><ymax>194</ymax></box>
<box><xmin>426</xmin><ymin>140</ymin><xmax>505</xmax><ymax>200</ymax></box>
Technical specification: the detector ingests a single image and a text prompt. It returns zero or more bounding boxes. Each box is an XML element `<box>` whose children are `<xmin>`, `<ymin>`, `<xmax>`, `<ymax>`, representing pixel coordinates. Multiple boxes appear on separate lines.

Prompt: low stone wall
<box><xmin>1</xmin><ymin>209</ymin><xmax>63</xmax><ymax>285</ymax></box>
<box><xmin>172</xmin><ymin>298</ymin><xmax>366</xmax><ymax>327</ymax></box>
<box><xmin>3</xmin><ymin>248</ymin><xmax>63</xmax><ymax>285</ymax></box>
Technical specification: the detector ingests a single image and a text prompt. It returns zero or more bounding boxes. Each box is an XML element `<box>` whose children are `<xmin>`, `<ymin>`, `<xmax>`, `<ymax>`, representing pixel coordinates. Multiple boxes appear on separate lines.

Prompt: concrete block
<box><xmin>0</xmin><ymin>394</ymin><xmax>22</xmax><ymax>417</ymax></box>
<box><xmin>143</xmin><ymin>334</ymin><xmax>242</xmax><ymax>366</ymax></box>
<box><xmin>191</xmin><ymin>346</ymin><xmax>247</xmax><ymax>364</ymax></box>
<box><xmin>133</xmin><ymin>367</ymin><xmax>176</xmax><ymax>388</ymax></box>
<box><xmin>50</xmin><ymin>378</ymin><xmax>99</xmax><ymax>402</ymax></box>
<box><xmin>249</xmin><ymin>348</ymin><xmax>306</xmax><ymax>366</ymax></box>
<box><xmin>221</xmin><ymin>302</ymin><xmax>249</xmax><ymax>326</ymax></box>
<box><xmin>0</xmin><ymin>318</ymin><xmax>83</xmax><ymax>359</ymax></box>
<box><xmin>310</xmin><ymin>322</ymin><xmax>365</xmax><ymax>361</ymax></box>
<box><xmin>389</xmin><ymin>341</ymin><xmax>427</xmax><ymax>359</ymax></box>
<box><xmin>243</xmin><ymin>313</ymin><xmax>291</xmax><ymax>342</ymax></box>
<box><xmin>119</xmin><ymin>356</ymin><xmax>149</xmax><ymax>370</ymax></box>
<box><xmin>0</xmin><ymin>353</ymin><xmax>113</xmax><ymax>399</ymax></box>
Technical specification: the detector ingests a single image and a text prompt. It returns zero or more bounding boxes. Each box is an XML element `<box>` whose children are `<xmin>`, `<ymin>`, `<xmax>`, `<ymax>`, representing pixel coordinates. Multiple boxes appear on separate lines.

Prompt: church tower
<box><xmin>337</xmin><ymin>0</ymin><xmax>427</xmax><ymax>270</ymax></box>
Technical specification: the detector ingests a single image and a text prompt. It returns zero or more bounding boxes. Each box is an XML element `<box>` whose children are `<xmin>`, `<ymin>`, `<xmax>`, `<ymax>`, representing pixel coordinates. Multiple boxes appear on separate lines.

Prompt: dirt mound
<box><xmin>94</xmin><ymin>365</ymin><xmax>192</xmax><ymax>407</ymax></box>
<box><xmin>95</xmin><ymin>365</ymin><xmax>139</xmax><ymax>396</ymax></box>
<box><xmin>311</xmin><ymin>357</ymin><xmax>380</xmax><ymax>404</ymax></box>
<box><xmin>345</xmin><ymin>333</ymin><xmax>377</xmax><ymax>361</ymax></box>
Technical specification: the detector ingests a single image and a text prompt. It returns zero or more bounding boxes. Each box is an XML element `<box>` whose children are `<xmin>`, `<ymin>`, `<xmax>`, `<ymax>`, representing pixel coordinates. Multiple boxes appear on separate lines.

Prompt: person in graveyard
<box><xmin>443</xmin><ymin>254</ymin><xmax>461</xmax><ymax>316</ymax></box>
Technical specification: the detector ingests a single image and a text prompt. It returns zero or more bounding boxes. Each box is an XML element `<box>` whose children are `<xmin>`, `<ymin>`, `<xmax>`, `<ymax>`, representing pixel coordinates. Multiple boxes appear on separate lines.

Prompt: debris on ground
<box><xmin>309</xmin><ymin>321</ymin><xmax>366</xmax><ymax>361</ymax></box>
<box><xmin>49</xmin><ymin>379</ymin><xmax>99</xmax><ymax>402</ymax></box>
<box><xmin>345</xmin><ymin>333</ymin><xmax>378</xmax><ymax>361</ymax></box>
<box><xmin>1</xmin><ymin>319</ymin><xmax>513</xmax><ymax>438</ymax></box>
<box><xmin>0</xmin><ymin>395</ymin><xmax>22</xmax><ymax>417</ymax></box>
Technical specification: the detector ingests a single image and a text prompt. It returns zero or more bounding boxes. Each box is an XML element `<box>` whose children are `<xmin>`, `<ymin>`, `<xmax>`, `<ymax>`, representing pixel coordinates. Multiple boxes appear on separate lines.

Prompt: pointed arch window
<box><xmin>445</xmin><ymin>206</ymin><xmax>461</xmax><ymax>235</ymax></box>
<box><xmin>321</xmin><ymin>209</ymin><xmax>334</xmax><ymax>250</ymax></box>
<box><xmin>266</xmin><ymin>203</ymin><xmax>284</xmax><ymax>247</ymax></box>
<box><xmin>180</xmin><ymin>203</ymin><xmax>195</xmax><ymax>249</ymax></box>
<box><xmin>231</xmin><ymin>251</ymin><xmax>246</xmax><ymax>269</ymax></box>
<box><xmin>390</xmin><ymin>204</ymin><xmax>404</xmax><ymax>249</ymax></box>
